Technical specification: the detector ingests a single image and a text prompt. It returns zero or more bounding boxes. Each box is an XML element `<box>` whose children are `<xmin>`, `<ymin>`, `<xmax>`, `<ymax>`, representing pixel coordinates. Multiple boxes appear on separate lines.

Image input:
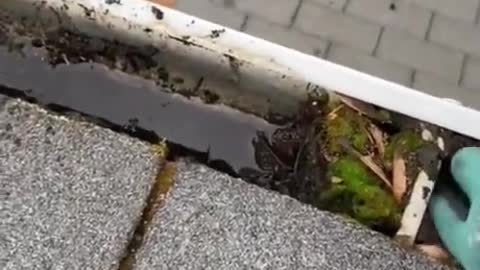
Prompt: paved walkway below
<box><xmin>173</xmin><ymin>0</ymin><xmax>480</xmax><ymax>110</ymax></box>
<box><xmin>0</xmin><ymin>96</ymin><xmax>449</xmax><ymax>269</ymax></box>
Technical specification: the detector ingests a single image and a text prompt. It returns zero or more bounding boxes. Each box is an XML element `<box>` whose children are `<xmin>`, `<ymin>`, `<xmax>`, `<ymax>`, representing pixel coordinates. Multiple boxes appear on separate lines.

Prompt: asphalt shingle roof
<box><xmin>0</xmin><ymin>96</ymin><xmax>159</xmax><ymax>270</ymax></box>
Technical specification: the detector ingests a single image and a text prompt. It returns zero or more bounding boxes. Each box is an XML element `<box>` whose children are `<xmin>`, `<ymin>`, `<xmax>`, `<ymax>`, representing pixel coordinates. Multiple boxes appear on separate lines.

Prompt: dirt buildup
<box><xmin>0</xmin><ymin>24</ymin><xmax>228</xmax><ymax>109</ymax></box>
<box><xmin>240</xmin><ymin>94</ymin><xmax>330</xmax><ymax>205</ymax></box>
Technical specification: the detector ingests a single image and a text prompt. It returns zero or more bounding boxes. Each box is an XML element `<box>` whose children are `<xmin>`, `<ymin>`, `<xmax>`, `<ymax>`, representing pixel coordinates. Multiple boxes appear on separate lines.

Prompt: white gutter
<box><xmin>159</xmin><ymin>5</ymin><xmax>480</xmax><ymax>140</ymax></box>
<box><xmin>0</xmin><ymin>0</ymin><xmax>478</xmax><ymax>140</ymax></box>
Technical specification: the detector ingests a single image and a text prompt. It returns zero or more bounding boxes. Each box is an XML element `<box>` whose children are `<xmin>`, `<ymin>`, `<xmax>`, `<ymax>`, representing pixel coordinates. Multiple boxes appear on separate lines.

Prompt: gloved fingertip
<box><xmin>451</xmin><ymin>147</ymin><xmax>480</xmax><ymax>199</ymax></box>
<box><xmin>429</xmin><ymin>186</ymin><xmax>471</xmax><ymax>268</ymax></box>
<box><xmin>429</xmin><ymin>187</ymin><xmax>465</xmax><ymax>234</ymax></box>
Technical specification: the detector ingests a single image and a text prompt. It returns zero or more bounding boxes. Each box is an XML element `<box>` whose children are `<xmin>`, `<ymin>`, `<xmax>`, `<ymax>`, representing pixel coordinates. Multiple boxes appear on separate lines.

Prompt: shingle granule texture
<box><xmin>133</xmin><ymin>159</ymin><xmax>451</xmax><ymax>270</ymax></box>
<box><xmin>0</xmin><ymin>97</ymin><xmax>159</xmax><ymax>270</ymax></box>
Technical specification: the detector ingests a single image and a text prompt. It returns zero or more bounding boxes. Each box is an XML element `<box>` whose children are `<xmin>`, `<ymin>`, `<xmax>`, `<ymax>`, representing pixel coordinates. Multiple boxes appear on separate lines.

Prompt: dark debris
<box><xmin>105</xmin><ymin>0</ymin><xmax>121</xmax><ymax>5</ymax></box>
<box><xmin>151</xmin><ymin>6</ymin><xmax>164</xmax><ymax>20</ymax></box>
<box><xmin>210</xmin><ymin>29</ymin><xmax>226</xmax><ymax>39</ymax></box>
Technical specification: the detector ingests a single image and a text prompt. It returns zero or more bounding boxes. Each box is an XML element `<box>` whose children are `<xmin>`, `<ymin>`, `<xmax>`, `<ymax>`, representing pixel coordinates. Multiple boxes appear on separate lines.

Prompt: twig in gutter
<box><xmin>340</xmin><ymin>139</ymin><xmax>392</xmax><ymax>189</ymax></box>
<box><xmin>392</xmin><ymin>150</ymin><xmax>407</xmax><ymax>202</ymax></box>
<box><xmin>359</xmin><ymin>155</ymin><xmax>392</xmax><ymax>189</ymax></box>
<box><xmin>337</xmin><ymin>94</ymin><xmax>391</xmax><ymax>123</ymax></box>
<box><xmin>337</xmin><ymin>94</ymin><xmax>371</xmax><ymax>116</ymax></box>
<box><xmin>327</xmin><ymin>104</ymin><xmax>344</xmax><ymax>120</ymax></box>
<box><xmin>369</xmin><ymin>124</ymin><xmax>385</xmax><ymax>156</ymax></box>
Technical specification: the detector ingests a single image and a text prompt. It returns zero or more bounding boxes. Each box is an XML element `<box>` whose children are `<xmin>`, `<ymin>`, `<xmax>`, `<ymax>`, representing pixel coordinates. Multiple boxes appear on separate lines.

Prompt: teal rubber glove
<box><xmin>429</xmin><ymin>147</ymin><xmax>480</xmax><ymax>270</ymax></box>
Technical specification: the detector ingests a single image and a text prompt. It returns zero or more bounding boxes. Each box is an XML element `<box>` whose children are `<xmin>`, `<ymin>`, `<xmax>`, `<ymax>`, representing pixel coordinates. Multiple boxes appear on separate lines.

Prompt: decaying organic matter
<box><xmin>247</xmin><ymin>91</ymin><xmax>446</xmax><ymax>244</ymax></box>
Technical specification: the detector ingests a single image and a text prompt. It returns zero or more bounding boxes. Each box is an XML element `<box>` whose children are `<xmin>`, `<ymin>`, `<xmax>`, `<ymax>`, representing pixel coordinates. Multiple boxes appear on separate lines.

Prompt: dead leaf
<box><xmin>366</xmin><ymin>128</ymin><xmax>375</xmax><ymax>145</ymax></box>
<box><xmin>369</xmin><ymin>124</ymin><xmax>385</xmax><ymax>156</ymax></box>
<box><xmin>360</xmin><ymin>155</ymin><xmax>392</xmax><ymax>189</ymax></box>
<box><xmin>339</xmin><ymin>139</ymin><xmax>392</xmax><ymax>189</ymax></box>
<box><xmin>148</xmin><ymin>0</ymin><xmax>176</xmax><ymax>7</ymax></box>
<box><xmin>417</xmin><ymin>244</ymin><xmax>450</xmax><ymax>263</ymax></box>
<box><xmin>392</xmin><ymin>150</ymin><xmax>407</xmax><ymax>202</ymax></box>
<box><xmin>337</xmin><ymin>94</ymin><xmax>376</xmax><ymax>116</ymax></box>
<box><xmin>337</xmin><ymin>94</ymin><xmax>365</xmax><ymax>113</ymax></box>
<box><xmin>337</xmin><ymin>94</ymin><xmax>391</xmax><ymax>122</ymax></box>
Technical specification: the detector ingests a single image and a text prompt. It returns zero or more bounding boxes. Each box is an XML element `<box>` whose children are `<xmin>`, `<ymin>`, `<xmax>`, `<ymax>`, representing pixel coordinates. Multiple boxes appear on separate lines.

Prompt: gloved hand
<box><xmin>429</xmin><ymin>147</ymin><xmax>480</xmax><ymax>270</ymax></box>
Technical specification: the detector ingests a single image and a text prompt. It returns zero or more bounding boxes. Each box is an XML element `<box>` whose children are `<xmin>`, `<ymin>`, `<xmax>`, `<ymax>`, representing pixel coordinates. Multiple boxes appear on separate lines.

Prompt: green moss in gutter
<box><xmin>325</xmin><ymin>107</ymin><xmax>369</xmax><ymax>155</ymax></box>
<box><xmin>319</xmin><ymin>157</ymin><xmax>401</xmax><ymax>228</ymax></box>
<box><xmin>384</xmin><ymin>130</ymin><xmax>424</xmax><ymax>160</ymax></box>
<box><xmin>118</xmin><ymin>140</ymin><xmax>176</xmax><ymax>270</ymax></box>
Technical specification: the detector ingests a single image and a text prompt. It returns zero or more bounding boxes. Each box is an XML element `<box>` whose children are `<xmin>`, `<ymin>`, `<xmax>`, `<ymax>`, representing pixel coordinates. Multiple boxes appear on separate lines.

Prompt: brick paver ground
<box><xmin>172</xmin><ymin>0</ymin><xmax>480</xmax><ymax>110</ymax></box>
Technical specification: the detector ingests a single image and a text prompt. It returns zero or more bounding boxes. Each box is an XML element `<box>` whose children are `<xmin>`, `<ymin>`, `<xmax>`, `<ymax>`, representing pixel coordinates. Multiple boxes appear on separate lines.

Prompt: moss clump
<box><xmin>119</xmin><ymin>141</ymin><xmax>174</xmax><ymax>270</ymax></box>
<box><xmin>325</xmin><ymin>107</ymin><xmax>369</xmax><ymax>155</ymax></box>
<box><xmin>319</xmin><ymin>157</ymin><xmax>401</xmax><ymax>228</ymax></box>
<box><xmin>154</xmin><ymin>162</ymin><xmax>176</xmax><ymax>198</ymax></box>
<box><xmin>149</xmin><ymin>139</ymin><xmax>175</xmax><ymax>212</ymax></box>
<box><xmin>151</xmin><ymin>138</ymin><xmax>169</xmax><ymax>159</ymax></box>
<box><xmin>384</xmin><ymin>130</ymin><xmax>424</xmax><ymax>160</ymax></box>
